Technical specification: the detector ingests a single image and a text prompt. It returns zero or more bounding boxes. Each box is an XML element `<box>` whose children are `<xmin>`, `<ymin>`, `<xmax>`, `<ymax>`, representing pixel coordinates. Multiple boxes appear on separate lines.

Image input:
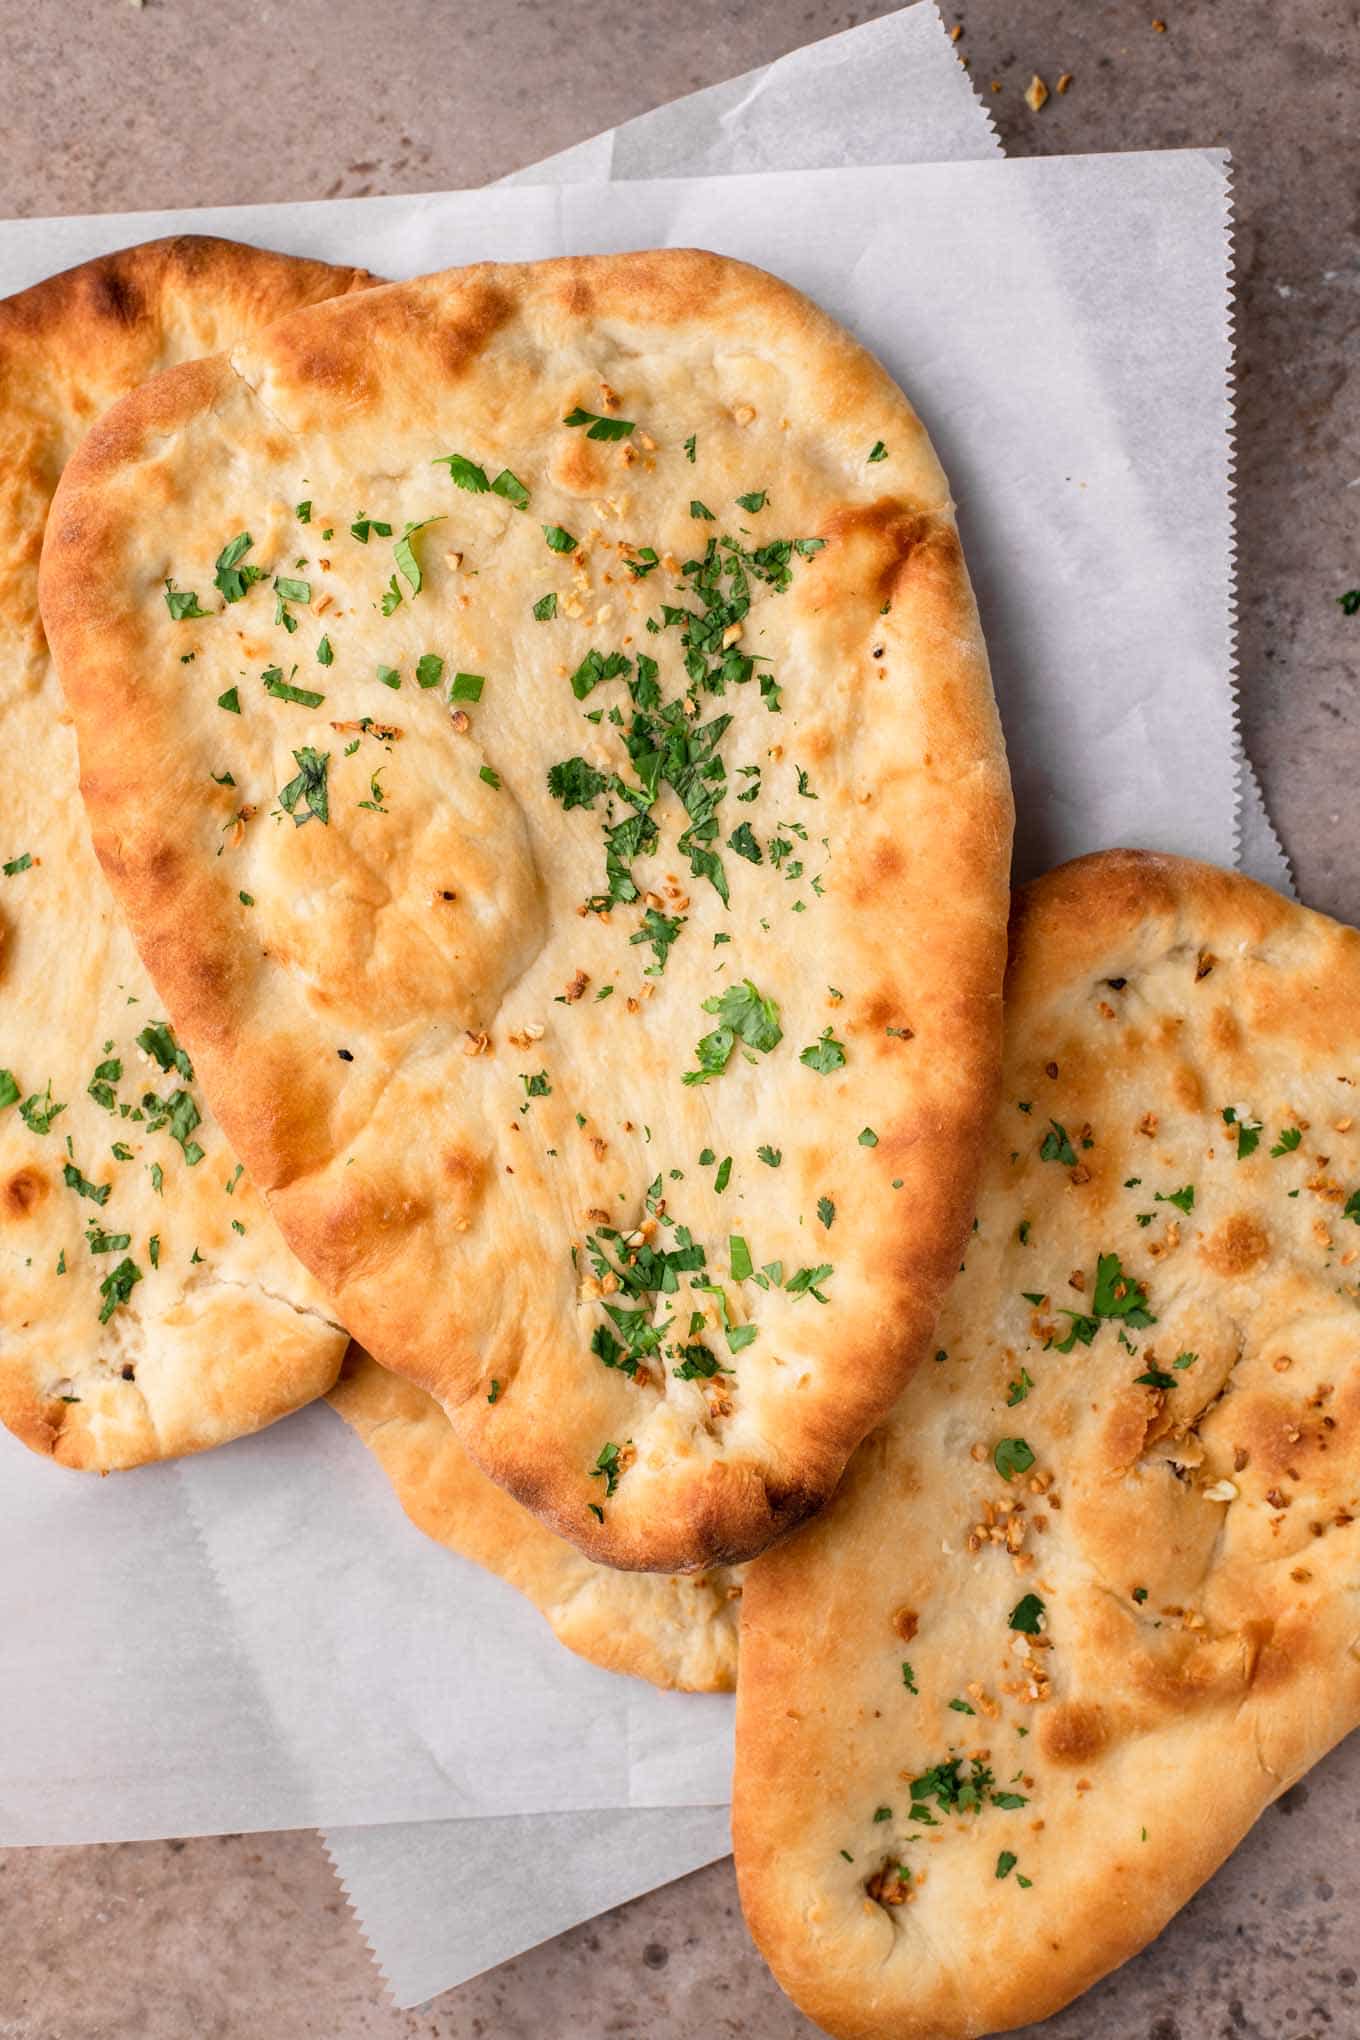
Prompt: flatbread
<box><xmin>0</xmin><ymin>239</ymin><xmax>368</xmax><ymax>1469</ymax></box>
<box><xmin>41</xmin><ymin>249</ymin><xmax>1012</xmax><ymax>1564</ymax></box>
<box><xmin>330</xmin><ymin>1349</ymin><xmax>739</xmax><ymax>1690</ymax></box>
<box><xmin>733</xmin><ymin>850</ymin><xmax>1360</xmax><ymax>2040</ymax></box>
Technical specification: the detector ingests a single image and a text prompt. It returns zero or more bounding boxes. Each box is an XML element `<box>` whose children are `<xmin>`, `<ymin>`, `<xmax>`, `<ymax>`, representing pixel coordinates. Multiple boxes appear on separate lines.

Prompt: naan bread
<box><xmin>331</xmin><ymin>1349</ymin><xmax>739</xmax><ymax>1690</ymax></box>
<box><xmin>734</xmin><ymin>851</ymin><xmax>1360</xmax><ymax>2040</ymax></box>
<box><xmin>42</xmin><ymin>250</ymin><xmax>1011</xmax><ymax>1563</ymax></box>
<box><xmin>0</xmin><ymin>239</ymin><xmax>366</xmax><ymax>1469</ymax></box>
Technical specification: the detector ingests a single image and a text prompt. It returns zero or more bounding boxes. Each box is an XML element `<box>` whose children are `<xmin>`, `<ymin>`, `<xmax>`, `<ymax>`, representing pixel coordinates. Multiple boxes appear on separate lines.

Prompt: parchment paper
<box><xmin>0</xmin><ymin>138</ymin><xmax>1240</xmax><ymax>1851</ymax></box>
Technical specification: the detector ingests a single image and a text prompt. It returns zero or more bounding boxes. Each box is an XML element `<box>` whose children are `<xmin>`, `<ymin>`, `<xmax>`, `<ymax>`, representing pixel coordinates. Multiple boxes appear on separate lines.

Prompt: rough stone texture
<box><xmin>2</xmin><ymin>1</ymin><xmax>1357</xmax><ymax>2035</ymax></box>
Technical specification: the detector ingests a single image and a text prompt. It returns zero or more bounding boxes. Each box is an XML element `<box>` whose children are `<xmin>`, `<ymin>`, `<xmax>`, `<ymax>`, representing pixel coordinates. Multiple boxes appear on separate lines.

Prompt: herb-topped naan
<box><xmin>735</xmin><ymin>852</ymin><xmax>1360</xmax><ymax>2040</ymax></box>
<box><xmin>0</xmin><ymin>240</ymin><xmax>365</xmax><ymax>1469</ymax></box>
<box><xmin>331</xmin><ymin>1350</ymin><xmax>740</xmax><ymax>1690</ymax></box>
<box><xmin>42</xmin><ymin>251</ymin><xmax>1011</xmax><ymax>1562</ymax></box>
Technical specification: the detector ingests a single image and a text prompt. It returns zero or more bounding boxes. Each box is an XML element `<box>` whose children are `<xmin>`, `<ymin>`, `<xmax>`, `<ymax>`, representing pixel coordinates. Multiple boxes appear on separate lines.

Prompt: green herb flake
<box><xmin>1009</xmin><ymin>1593</ymin><xmax>1045</xmax><ymax>1635</ymax></box>
<box><xmin>3</xmin><ymin>852</ymin><xmax>33</xmax><ymax>876</ymax></box>
<box><xmin>858</xmin><ymin>1127</ymin><xmax>878</xmax><ymax>1148</ymax></box>
<box><xmin>350</xmin><ymin>513</ymin><xmax>394</xmax><ymax>542</ymax></box>
<box><xmin>277</xmin><ymin>747</ymin><xmax>330</xmax><ymax>827</ymax></box>
<box><xmin>690</xmin><ymin>499</ymin><xmax>716</xmax><ymax>521</ymax></box>
<box><xmin>800</xmin><ymin>1029</ymin><xmax>846</xmax><ymax>1075</ymax></box>
<box><xmin>62</xmin><ymin>1161</ymin><xmax>111</xmax><ymax>1206</ymax></box>
<box><xmin>684</xmin><ymin>980</ymin><xmax>782</xmax><ymax>1086</ymax></box>
<box><xmin>479</xmin><ymin>765</ymin><xmax>502</xmax><ymax>791</ymax></box>
<box><xmin>1271</xmin><ymin>1125</ymin><xmax>1302</xmax><ymax>1156</ymax></box>
<box><xmin>901</xmin><ymin>1662</ymin><xmax>917</xmax><ymax>1693</ymax></box>
<box><xmin>316</xmin><ymin>634</ymin><xmax>335</xmax><ymax>666</ymax></box>
<box><xmin>817</xmin><ymin>1196</ymin><xmax>835</xmax><ymax>1230</ymax></box>
<box><xmin>214</xmin><ymin>532</ymin><xmax>265</xmax><ymax>604</ymax></box>
<box><xmin>1007</xmin><ymin>1367</ymin><xmax>1034</xmax><ymax>1407</ymax></box>
<box><xmin>393</xmin><ymin>516</ymin><xmax>443</xmax><ymax>594</ymax></box>
<box><xmin>164</xmin><ymin>581</ymin><xmax>210</xmax><ymax>619</ymax></box>
<box><xmin>295</xmin><ymin>500</ymin><xmax>312</xmax><ymax>523</ymax></box>
<box><xmin>263</xmin><ymin>665</ymin><xmax>324</xmax><ymax>709</ymax></box>
<box><xmin>1039</xmin><ymin>1119</ymin><xmax>1078</xmax><ymax>1166</ymax></box>
<box><xmin>432</xmin><ymin>454</ymin><xmax>488</xmax><ymax>494</ymax></box>
<box><xmin>491</xmin><ymin>469</ymin><xmax>530</xmax><ymax>510</ymax></box>
<box><xmin>996</xmin><ymin>1852</ymin><xmax>1018</xmax><ymax>1881</ymax></box>
<box><xmin>563</xmin><ymin>406</ymin><xmax>635</xmax><ymax>441</ymax></box>
<box><xmin>736</xmin><ymin>490</ymin><xmax>767</xmax><ymax>513</ymax></box>
<box><xmin>376</xmin><ymin>664</ymin><xmax>401</xmax><ymax>690</ymax></box>
<box><xmin>730</xmin><ymin>1236</ymin><xmax>753</xmax><ymax>1282</ymax></box>
<box><xmin>450</xmin><ymin>671</ymin><xmax>485</xmax><ymax>703</ymax></box>
<box><xmin>868</xmin><ymin>441</ymin><xmax>888</xmax><ymax>463</ymax></box>
<box><xmin>757</xmin><ymin>1145</ymin><xmax>781</xmax><ymax>1168</ymax></box>
<box><xmin>97</xmin><ymin>1256</ymin><xmax>142</xmax><ymax>1324</ymax></box>
<box><xmin>542</xmin><ymin>523</ymin><xmax>578</xmax><ymax>554</ymax></box>
<box><xmin>994</xmin><ymin>1436</ymin><xmax>1035</xmax><ymax>1481</ymax></box>
<box><xmin>532</xmin><ymin>593</ymin><xmax>558</xmax><ymax>622</ymax></box>
<box><xmin>217</xmin><ymin>687</ymin><xmax>242</xmax><ymax>715</ymax></box>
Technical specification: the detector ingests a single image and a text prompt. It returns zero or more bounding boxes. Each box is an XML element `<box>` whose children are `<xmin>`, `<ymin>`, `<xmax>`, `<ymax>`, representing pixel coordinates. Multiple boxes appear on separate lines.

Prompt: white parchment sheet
<box><xmin>0</xmin><ymin>2</ymin><xmax>1293</xmax><ymax>2011</ymax></box>
<box><xmin>0</xmin><ymin>142</ymin><xmax>1238</xmax><ymax>1851</ymax></box>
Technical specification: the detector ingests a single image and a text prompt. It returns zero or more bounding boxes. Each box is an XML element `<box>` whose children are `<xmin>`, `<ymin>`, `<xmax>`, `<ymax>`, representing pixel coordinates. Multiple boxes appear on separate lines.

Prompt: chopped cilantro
<box><xmin>1271</xmin><ymin>1125</ymin><xmax>1302</xmax><ymax>1156</ymax></box>
<box><xmin>858</xmin><ymin>1126</ymin><xmax>878</xmax><ymax>1147</ymax></box>
<box><xmin>19</xmin><ymin>1082</ymin><xmax>65</xmax><ymax>1135</ymax></box>
<box><xmin>416</xmin><ymin>653</ymin><xmax>444</xmax><ymax>689</ymax></box>
<box><xmin>736</xmin><ymin>490</ymin><xmax>767</xmax><ymax>513</ymax></box>
<box><xmin>994</xmin><ymin>1437</ymin><xmax>1035</xmax><ymax>1481</ymax></box>
<box><xmin>690</xmin><ymin>500</ymin><xmax>716</xmax><ymax>521</ymax></box>
<box><xmin>97</xmin><ymin>1256</ymin><xmax>142</xmax><ymax>1324</ymax></box>
<box><xmin>491</xmin><ymin>468</ymin><xmax>530</xmax><ymax>509</ymax></box>
<box><xmin>996</xmin><ymin>1852</ymin><xmax>1018</xmax><ymax>1880</ymax></box>
<box><xmin>479</xmin><ymin>764</ymin><xmax>502</xmax><ymax>791</ymax></box>
<box><xmin>800</xmin><ymin>1029</ymin><xmax>846</xmax><ymax>1075</ymax></box>
<box><xmin>1007</xmin><ymin>1368</ymin><xmax>1034</xmax><ymax>1406</ymax></box>
<box><xmin>277</xmin><ymin>747</ymin><xmax>330</xmax><ymax>827</ymax></box>
<box><xmin>214</xmin><ymin>532</ymin><xmax>264</xmax><ymax>604</ymax></box>
<box><xmin>450</xmin><ymin>671</ymin><xmax>484</xmax><ymax>703</ymax></box>
<box><xmin>1155</xmin><ymin>1184</ymin><xmax>1195</xmax><ymax>1214</ymax></box>
<box><xmin>1009</xmin><ymin>1593</ymin><xmax>1045</xmax><ymax>1634</ymax></box>
<box><xmin>217</xmin><ymin>687</ymin><xmax>241</xmax><ymax>714</ymax></box>
<box><xmin>684</xmin><ymin>980</ymin><xmax>782</xmax><ymax>1085</ymax></box>
<box><xmin>137</xmin><ymin>1022</ymin><xmax>192</xmax><ymax>1081</ymax></box>
<box><xmin>316</xmin><ymin>635</ymin><xmax>334</xmax><ymax>667</ymax></box>
<box><xmin>263</xmin><ymin>666</ymin><xmax>324</xmax><ymax>709</ymax></box>
<box><xmin>1039</xmin><ymin>1120</ymin><xmax>1078</xmax><ymax>1166</ymax></box>
<box><xmin>563</xmin><ymin>406</ymin><xmax>634</xmax><ymax>441</ymax></box>
<box><xmin>542</xmin><ymin>523</ymin><xmax>578</xmax><ymax>554</ymax></box>
<box><xmin>3</xmin><ymin>853</ymin><xmax>32</xmax><ymax>876</ymax></box>
<box><xmin>728</xmin><ymin>821</ymin><xmax>762</xmax><ymax>863</ymax></box>
<box><xmin>817</xmin><ymin>1196</ymin><xmax>835</xmax><ymax>1229</ymax></box>
<box><xmin>901</xmin><ymin>1662</ymin><xmax>917</xmax><ymax>1693</ymax></box>
<box><xmin>532</xmin><ymin>593</ymin><xmax>558</xmax><ymax>622</ymax></box>
<box><xmin>432</xmin><ymin>453</ymin><xmax>488</xmax><ymax>493</ymax></box>
<box><xmin>393</xmin><ymin>516</ymin><xmax>443</xmax><ymax>594</ymax></box>
<box><xmin>1222</xmin><ymin>1105</ymin><xmax>1262</xmax><ymax>1159</ymax></box>
<box><xmin>868</xmin><ymin>441</ymin><xmax>888</xmax><ymax>463</ymax></box>
<box><xmin>164</xmin><ymin>581</ymin><xmax>209</xmax><ymax>619</ymax></box>
<box><xmin>757</xmin><ymin>1145</ymin><xmax>781</xmax><ymax>1167</ymax></box>
<box><xmin>62</xmin><ymin>1162</ymin><xmax>110</xmax><ymax>1206</ymax></box>
<box><xmin>683</xmin><ymin>434</ymin><xmax>697</xmax><ymax>462</ymax></box>
<box><xmin>350</xmin><ymin>513</ymin><xmax>393</xmax><ymax>541</ymax></box>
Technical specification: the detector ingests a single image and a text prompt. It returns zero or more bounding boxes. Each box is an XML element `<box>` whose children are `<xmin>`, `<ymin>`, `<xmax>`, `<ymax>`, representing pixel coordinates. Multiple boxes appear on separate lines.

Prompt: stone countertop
<box><xmin>2</xmin><ymin>1</ymin><xmax>1356</xmax><ymax>2035</ymax></box>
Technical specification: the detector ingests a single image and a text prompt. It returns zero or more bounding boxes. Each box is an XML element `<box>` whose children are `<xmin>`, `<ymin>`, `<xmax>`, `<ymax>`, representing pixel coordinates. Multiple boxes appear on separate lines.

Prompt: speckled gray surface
<box><xmin>3</xmin><ymin>2</ymin><xmax>1357</xmax><ymax>2035</ymax></box>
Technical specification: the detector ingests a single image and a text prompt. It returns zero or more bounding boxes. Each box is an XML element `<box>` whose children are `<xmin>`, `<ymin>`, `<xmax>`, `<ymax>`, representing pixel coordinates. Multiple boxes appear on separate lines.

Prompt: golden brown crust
<box><xmin>0</xmin><ymin>238</ymin><xmax>371</xmax><ymax>1469</ymax></box>
<box><xmin>329</xmin><ymin>1349</ymin><xmax>739</xmax><ymax>1691</ymax></box>
<box><xmin>734</xmin><ymin>851</ymin><xmax>1360</xmax><ymax>2039</ymax></box>
<box><xmin>42</xmin><ymin>250</ymin><xmax>1011</xmax><ymax>1556</ymax></box>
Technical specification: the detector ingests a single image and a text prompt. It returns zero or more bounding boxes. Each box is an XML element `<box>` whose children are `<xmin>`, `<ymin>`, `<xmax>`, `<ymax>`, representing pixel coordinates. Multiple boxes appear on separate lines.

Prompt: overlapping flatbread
<box><xmin>0</xmin><ymin>239</ymin><xmax>367</xmax><ymax>1469</ymax></box>
<box><xmin>735</xmin><ymin>852</ymin><xmax>1360</xmax><ymax>2040</ymax></box>
<box><xmin>331</xmin><ymin>1349</ymin><xmax>739</xmax><ymax>1690</ymax></box>
<box><xmin>41</xmin><ymin>249</ymin><xmax>1012</xmax><ymax>1565</ymax></box>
